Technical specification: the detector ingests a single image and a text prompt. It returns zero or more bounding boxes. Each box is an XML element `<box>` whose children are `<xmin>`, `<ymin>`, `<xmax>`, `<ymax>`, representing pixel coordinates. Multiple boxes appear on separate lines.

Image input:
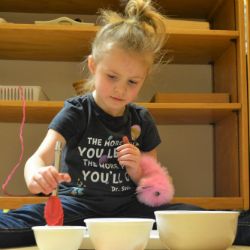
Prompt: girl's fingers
<box><xmin>119</xmin><ymin>160</ymin><xmax>137</xmax><ymax>168</ymax></box>
<box><xmin>33</xmin><ymin>173</ymin><xmax>54</xmax><ymax>194</ymax></box>
<box><xmin>29</xmin><ymin>179</ymin><xmax>48</xmax><ymax>194</ymax></box>
<box><xmin>118</xmin><ymin>153</ymin><xmax>140</xmax><ymax>167</ymax></box>
<box><xmin>45</xmin><ymin>168</ymin><xmax>59</xmax><ymax>187</ymax></box>
<box><xmin>59</xmin><ymin>173</ymin><xmax>71</xmax><ymax>182</ymax></box>
<box><xmin>117</xmin><ymin>143</ymin><xmax>134</xmax><ymax>151</ymax></box>
<box><xmin>46</xmin><ymin>166</ymin><xmax>71</xmax><ymax>183</ymax></box>
<box><xmin>28</xmin><ymin>165</ymin><xmax>71</xmax><ymax>195</ymax></box>
<box><xmin>117</xmin><ymin>146</ymin><xmax>139</xmax><ymax>156</ymax></box>
<box><xmin>33</xmin><ymin>167</ymin><xmax>58</xmax><ymax>193</ymax></box>
<box><xmin>117</xmin><ymin>143</ymin><xmax>141</xmax><ymax>166</ymax></box>
<box><xmin>118</xmin><ymin>152</ymin><xmax>140</xmax><ymax>165</ymax></box>
<box><xmin>118</xmin><ymin>153</ymin><xmax>137</xmax><ymax>162</ymax></box>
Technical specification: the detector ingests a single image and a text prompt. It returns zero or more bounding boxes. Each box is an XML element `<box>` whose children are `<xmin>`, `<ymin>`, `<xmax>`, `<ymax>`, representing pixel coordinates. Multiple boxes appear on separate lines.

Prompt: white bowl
<box><xmin>84</xmin><ymin>218</ymin><xmax>155</xmax><ymax>250</ymax></box>
<box><xmin>32</xmin><ymin>226</ymin><xmax>86</xmax><ymax>250</ymax></box>
<box><xmin>155</xmin><ymin>211</ymin><xmax>239</xmax><ymax>250</ymax></box>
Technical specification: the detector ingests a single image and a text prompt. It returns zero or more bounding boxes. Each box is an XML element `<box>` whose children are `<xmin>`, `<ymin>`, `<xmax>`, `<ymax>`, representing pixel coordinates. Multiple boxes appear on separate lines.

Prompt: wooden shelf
<box><xmin>0</xmin><ymin>0</ymin><xmax>226</xmax><ymax>20</ymax></box>
<box><xmin>0</xmin><ymin>101</ymin><xmax>63</xmax><ymax>124</ymax></box>
<box><xmin>172</xmin><ymin>197</ymin><xmax>244</xmax><ymax>210</ymax></box>
<box><xmin>0</xmin><ymin>24</ymin><xmax>239</xmax><ymax>64</ymax></box>
<box><xmin>0</xmin><ymin>196</ymin><xmax>243</xmax><ymax>210</ymax></box>
<box><xmin>144</xmin><ymin>103</ymin><xmax>241</xmax><ymax>124</ymax></box>
<box><xmin>0</xmin><ymin>101</ymin><xmax>241</xmax><ymax>125</ymax></box>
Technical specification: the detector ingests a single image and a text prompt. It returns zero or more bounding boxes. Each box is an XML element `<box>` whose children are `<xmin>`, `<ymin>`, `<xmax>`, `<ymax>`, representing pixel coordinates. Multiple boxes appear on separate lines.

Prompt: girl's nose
<box><xmin>115</xmin><ymin>81</ymin><xmax>127</xmax><ymax>94</ymax></box>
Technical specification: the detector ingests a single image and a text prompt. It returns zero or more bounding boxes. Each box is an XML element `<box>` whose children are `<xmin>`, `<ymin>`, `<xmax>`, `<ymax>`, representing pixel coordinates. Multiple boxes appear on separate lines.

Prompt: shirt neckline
<box><xmin>88</xmin><ymin>92</ymin><xmax>129</xmax><ymax>123</ymax></box>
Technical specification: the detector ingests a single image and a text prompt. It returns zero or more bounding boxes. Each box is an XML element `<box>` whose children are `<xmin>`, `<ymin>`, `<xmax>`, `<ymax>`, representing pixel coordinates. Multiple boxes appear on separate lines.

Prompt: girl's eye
<box><xmin>129</xmin><ymin>80</ymin><xmax>137</xmax><ymax>85</ymax></box>
<box><xmin>108</xmin><ymin>75</ymin><xmax>116</xmax><ymax>79</ymax></box>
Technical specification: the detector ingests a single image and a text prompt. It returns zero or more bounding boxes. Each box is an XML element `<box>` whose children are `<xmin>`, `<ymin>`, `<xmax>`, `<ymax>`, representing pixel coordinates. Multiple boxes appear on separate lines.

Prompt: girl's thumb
<box><xmin>123</xmin><ymin>136</ymin><xmax>129</xmax><ymax>144</ymax></box>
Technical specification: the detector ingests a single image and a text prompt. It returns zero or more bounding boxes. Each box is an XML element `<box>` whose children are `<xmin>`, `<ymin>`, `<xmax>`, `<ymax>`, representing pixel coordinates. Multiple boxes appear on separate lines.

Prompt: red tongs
<box><xmin>44</xmin><ymin>141</ymin><xmax>64</xmax><ymax>226</ymax></box>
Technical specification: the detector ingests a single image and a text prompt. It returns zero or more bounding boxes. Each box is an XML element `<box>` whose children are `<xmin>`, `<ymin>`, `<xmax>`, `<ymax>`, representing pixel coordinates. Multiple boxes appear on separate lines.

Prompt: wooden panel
<box><xmin>0</xmin><ymin>24</ymin><xmax>99</xmax><ymax>62</ymax></box>
<box><xmin>212</xmin><ymin>0</ymin><xmax>236</xmax><ymax>30</ymax></box>
<box><xmin>0</xmin><ymin>197</ymin><xmax>48</xmax><ymax>209</ymax></box>
<box><xmin>214</xmin><ymin>43</ymin><xmax>237</xmax><ymax>102</ymax></box>
<box><xmin>0</xmin><ymin>101</ymin><xmax>63</xmax><ymax>124</ymax></box>
<box><xmin>214</xmin><ymin>113</ymin><xmax>239</xmax><ymax>197</ymax></box>
<box><xmin>0</xmin><ymin>101</ymin><xmax>241</xmax><ymax>124</ymax></box>
<box><xmin>236</xmin><ymin>0</ymin><xmax>249</xmax><ymax>210</ymax></box>
<box><xmin>150</xmin><ymin>93</ymin><xmax>230</xmax><ymax>103</ymax></box>
<box><xmin>206</xmin><ymin>0</ymin><xmax>228</xmax><ymax>22</ymax></box>
<box><xmin>172</xmin><ymin>197</ymin><xmax>244</xmax><ymax>210</ymax></box>
<box><xmin>144</xmin><ymin>103</ymin><xmax>241</xmax><ymax>124</ymax></box>
<box><xmin>0</xmin><ymin>196</ymin><xmax>244</xmax><ymax>210</ymax></box>
<box><xmin>165</xmin><ymin>19</ymin><xmax>210</xmax><ymax>30</ymax></box>
<box><xmin>0</xmin><ymin>0</ymin><xmax>222</xmax><ymax>19</ymax></box>
<box><xmin>0</xmin><ymin>24</ymin><xmax>239</xmax><ymax>63</ymax></box>
<box><xmin>246</xmin><ymin>0</ymin><xmax>250</xmax><ymax>212</ymax></box>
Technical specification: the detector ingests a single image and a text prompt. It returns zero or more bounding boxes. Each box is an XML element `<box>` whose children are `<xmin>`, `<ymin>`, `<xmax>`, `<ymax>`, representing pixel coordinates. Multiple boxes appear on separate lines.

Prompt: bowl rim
<box><xmin>84</xmin><ymin>218</ymin><xmax>155</xmax><ymax>223</ymax></box>
<box><xmin>154</xmin><ymin>211</ymin><xmax>239</xmax><ymax>215</ymax></box>
<box><xmin>32</xmin><ymin>226</ymin><xmax>86</xmax><ymax>230</ymax></box>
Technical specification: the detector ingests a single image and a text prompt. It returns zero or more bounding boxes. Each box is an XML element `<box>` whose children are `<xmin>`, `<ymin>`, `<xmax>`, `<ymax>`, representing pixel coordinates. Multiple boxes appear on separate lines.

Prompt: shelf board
<box><xmin>172</xmin><ymin>197</ymin><xmax>244</xmax><ymax>210</ymax></box>
<box><xmin>0</xmin><ymin>101</ymin><xmax>63</xmax><ymax>124</ymax></box>
<box><xmin>144</xmin><ymin>102</ymin><xmax>241</xmax><ymax>124</ymax></box>
<box><xmin>0</xmin><ymin>196</ymin><xmax>244</xmax><ymax>210</ymax></box>
<box><xmin>166</xmin><ymin>29</ymin><xmax>239</xmax><ymax>64</ymax></box>
<box><xmin>0</xmin><ymin>101</ymin><xmax>241</xmax><ymax>125</ymax></box>
<box><xmin>0</xmin><ymin>24</ymin><xmax>99</xmax><ymax>62</ymax></box>
<box><xmin>0</xmin><ymin>24</ymin><xmax>239</xmax><ymax>64</ymax></box>
<box><xmin>0</xmin><ymin>0</ymin><xmax>225</xmax><ymax>20</ymax></box>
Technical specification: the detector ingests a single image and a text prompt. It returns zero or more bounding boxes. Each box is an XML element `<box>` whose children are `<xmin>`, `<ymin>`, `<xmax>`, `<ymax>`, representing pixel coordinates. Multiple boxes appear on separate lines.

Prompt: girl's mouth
<box><xmin>111</xmin><ymin>96</ymin><xmax>124</xmax><ymax>102</ymax></box>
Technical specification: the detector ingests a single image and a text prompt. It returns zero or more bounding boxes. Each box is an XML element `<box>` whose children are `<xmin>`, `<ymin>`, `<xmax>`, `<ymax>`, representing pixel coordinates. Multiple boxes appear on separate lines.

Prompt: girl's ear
<box><xmin>88</xmin><ymin>55</ymin><xmax>95</xmax><ymax>75</ymax></box>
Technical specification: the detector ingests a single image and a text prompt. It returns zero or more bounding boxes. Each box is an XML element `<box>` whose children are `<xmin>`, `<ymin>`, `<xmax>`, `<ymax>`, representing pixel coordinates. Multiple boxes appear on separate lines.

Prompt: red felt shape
<box><xmin>44</xmin><ymin>196</ymin><xmax>64</xmax><ymax>226</ymax></box>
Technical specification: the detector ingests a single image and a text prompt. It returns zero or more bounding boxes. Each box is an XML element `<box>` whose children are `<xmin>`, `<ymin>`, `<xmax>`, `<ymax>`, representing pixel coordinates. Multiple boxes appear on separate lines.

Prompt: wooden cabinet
<box><xmin>0</xmin><ymin>0</ymin><xmax>249</xmax><ymax>210</ymax></box>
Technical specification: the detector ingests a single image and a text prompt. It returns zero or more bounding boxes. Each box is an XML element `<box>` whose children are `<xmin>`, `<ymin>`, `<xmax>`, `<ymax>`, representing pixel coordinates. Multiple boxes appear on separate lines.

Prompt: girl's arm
<box><xmin>144</xmin><ymin>148</ymin><xmax>157</xmax><ymax>159</ymax></box>
<box><xmin>24</xmin><ymin>129</ymin><xmax>71</xmax><ymax>195</ymax></box>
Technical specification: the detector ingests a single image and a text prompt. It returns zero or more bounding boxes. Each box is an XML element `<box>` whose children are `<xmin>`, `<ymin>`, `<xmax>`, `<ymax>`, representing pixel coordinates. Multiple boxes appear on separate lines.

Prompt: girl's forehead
<box><xmin>103</xmin><ymin>48</ymin><xmax>151</xmax><ymax>67</ymax></box>
<box><xmin>101</xmin><ymin>49</ymin><xmax>150</xmax><ymax>75</ymax></box>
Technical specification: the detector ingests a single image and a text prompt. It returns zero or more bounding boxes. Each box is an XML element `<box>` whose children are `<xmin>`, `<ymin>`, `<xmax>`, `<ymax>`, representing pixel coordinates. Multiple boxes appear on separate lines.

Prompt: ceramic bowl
<box><xmin>155</xmin><ymin>211</ymin><xmax>239</xmax><ymax>250</ymax></box>
<box><xmin>32</xmin><ymin>226</ymin><xmax>86</xmax><ymax>250</ymax></box>
<box><xmin>84</xmin><ymin>218</ymin><xmax>155</xmax><ymax>250</ymax></box>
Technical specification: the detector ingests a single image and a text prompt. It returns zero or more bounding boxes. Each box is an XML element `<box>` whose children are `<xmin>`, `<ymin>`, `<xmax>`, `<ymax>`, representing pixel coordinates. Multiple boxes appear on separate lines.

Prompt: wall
<box><xmin>0</xmin><ymin>12</ymin><xmax>213</xmax><ymax>197</ymax></box>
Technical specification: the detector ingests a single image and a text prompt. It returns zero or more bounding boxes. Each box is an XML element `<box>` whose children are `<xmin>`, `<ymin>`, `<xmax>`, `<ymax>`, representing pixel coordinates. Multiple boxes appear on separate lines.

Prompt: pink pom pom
<box><xmin>136</xmin><ymin>154</ymin><xmax>174</xmax><ymax>207</ymax></box>
<box><xmin>140</xmin><ymin>154</ymin><xmax>165</xmax><ymax>176</ymax></box>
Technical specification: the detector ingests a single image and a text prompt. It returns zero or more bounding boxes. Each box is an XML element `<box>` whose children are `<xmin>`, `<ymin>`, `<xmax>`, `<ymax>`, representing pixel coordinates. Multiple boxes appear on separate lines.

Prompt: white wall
<box><xmin>0</xmin><ymin>12</ymin><xmax>213</xmax><ymax>197</ymax></box>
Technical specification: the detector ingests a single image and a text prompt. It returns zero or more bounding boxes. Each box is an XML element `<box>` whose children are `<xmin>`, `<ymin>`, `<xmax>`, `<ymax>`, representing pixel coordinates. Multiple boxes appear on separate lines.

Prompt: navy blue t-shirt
<box><xmin>48</xmin><ymin>92</ymin><xmax>161</xmax><ymax>214</ymax></box>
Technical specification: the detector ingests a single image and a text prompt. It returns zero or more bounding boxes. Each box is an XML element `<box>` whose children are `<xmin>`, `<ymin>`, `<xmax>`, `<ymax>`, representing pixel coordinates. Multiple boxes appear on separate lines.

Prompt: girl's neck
<box><xmin>92</xmin><ymin>91</ymin><xmax>126</xmax><ymax>117</ymax></box>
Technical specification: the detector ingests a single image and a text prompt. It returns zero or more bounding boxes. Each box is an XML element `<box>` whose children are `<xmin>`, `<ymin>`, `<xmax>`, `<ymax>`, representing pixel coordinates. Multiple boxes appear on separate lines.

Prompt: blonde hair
<box><xmin>82</xmin><ymin>0</ymin><xmax>168</xmax><ymax>94</ymax></box>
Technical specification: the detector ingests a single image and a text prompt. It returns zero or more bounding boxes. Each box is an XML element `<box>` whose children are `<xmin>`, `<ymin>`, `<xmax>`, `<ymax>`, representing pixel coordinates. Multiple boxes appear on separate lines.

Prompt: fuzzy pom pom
<box><xmin>140</xmin><ymin>154</ymin><xmax>165</xmax><ymax>176</ymax></box>
<box><xmin>136</xmin><ymin>154</ymin><xmax>174</xmax><ymax>207</ymax></box>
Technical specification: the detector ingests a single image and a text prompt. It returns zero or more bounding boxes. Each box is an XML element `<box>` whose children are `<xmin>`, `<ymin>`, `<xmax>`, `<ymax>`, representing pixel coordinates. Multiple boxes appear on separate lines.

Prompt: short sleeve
<box><xmin>138</xmin><ymin>108</ymin><xmax>161</xmax><ymax>152</ymax></box>
<box><xmin>48</xmin><ymin>97</ymin><xmax>87</xmax><ymax>142</ymax></box>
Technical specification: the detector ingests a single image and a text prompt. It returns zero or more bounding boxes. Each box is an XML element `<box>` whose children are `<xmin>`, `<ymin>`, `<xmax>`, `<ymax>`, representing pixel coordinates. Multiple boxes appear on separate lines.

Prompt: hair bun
<box><xmin>125</xmin><ymin>0</ymin><xmax>156</xmax><ymax>26</ymax></box>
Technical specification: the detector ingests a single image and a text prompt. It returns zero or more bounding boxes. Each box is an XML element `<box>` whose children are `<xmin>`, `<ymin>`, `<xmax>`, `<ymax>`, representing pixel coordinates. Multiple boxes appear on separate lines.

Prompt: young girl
<box><xmin>0</xmin><ymin>0</ymin><xmax>249</xmax><ymax>248</ymax></box>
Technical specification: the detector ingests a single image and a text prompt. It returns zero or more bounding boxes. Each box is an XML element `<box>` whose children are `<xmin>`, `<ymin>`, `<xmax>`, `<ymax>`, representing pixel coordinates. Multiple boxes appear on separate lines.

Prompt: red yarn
<box><xmin>2</xmin><ymin>86</ymin><xmax>36</xmax><ymax>197</ymax></box>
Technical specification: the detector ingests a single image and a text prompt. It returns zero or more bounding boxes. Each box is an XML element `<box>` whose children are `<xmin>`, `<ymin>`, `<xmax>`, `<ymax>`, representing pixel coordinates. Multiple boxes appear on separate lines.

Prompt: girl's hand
<box><xmin>27</xmin><ymin>166</ymin><xmax>71</xmax><ymax>195</ymax></box>
<box><xmin>117</xmin><ymin>136</ymin><xmax>142</xmax><ymax>184</ymax></box>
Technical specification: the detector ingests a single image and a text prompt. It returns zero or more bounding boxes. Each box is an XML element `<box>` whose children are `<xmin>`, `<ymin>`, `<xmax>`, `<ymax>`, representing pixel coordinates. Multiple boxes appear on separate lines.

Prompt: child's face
<box><xmin>88</xmin><ymin>49</ymin><xmax>149</xmax><ymax>117</ymax></box>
